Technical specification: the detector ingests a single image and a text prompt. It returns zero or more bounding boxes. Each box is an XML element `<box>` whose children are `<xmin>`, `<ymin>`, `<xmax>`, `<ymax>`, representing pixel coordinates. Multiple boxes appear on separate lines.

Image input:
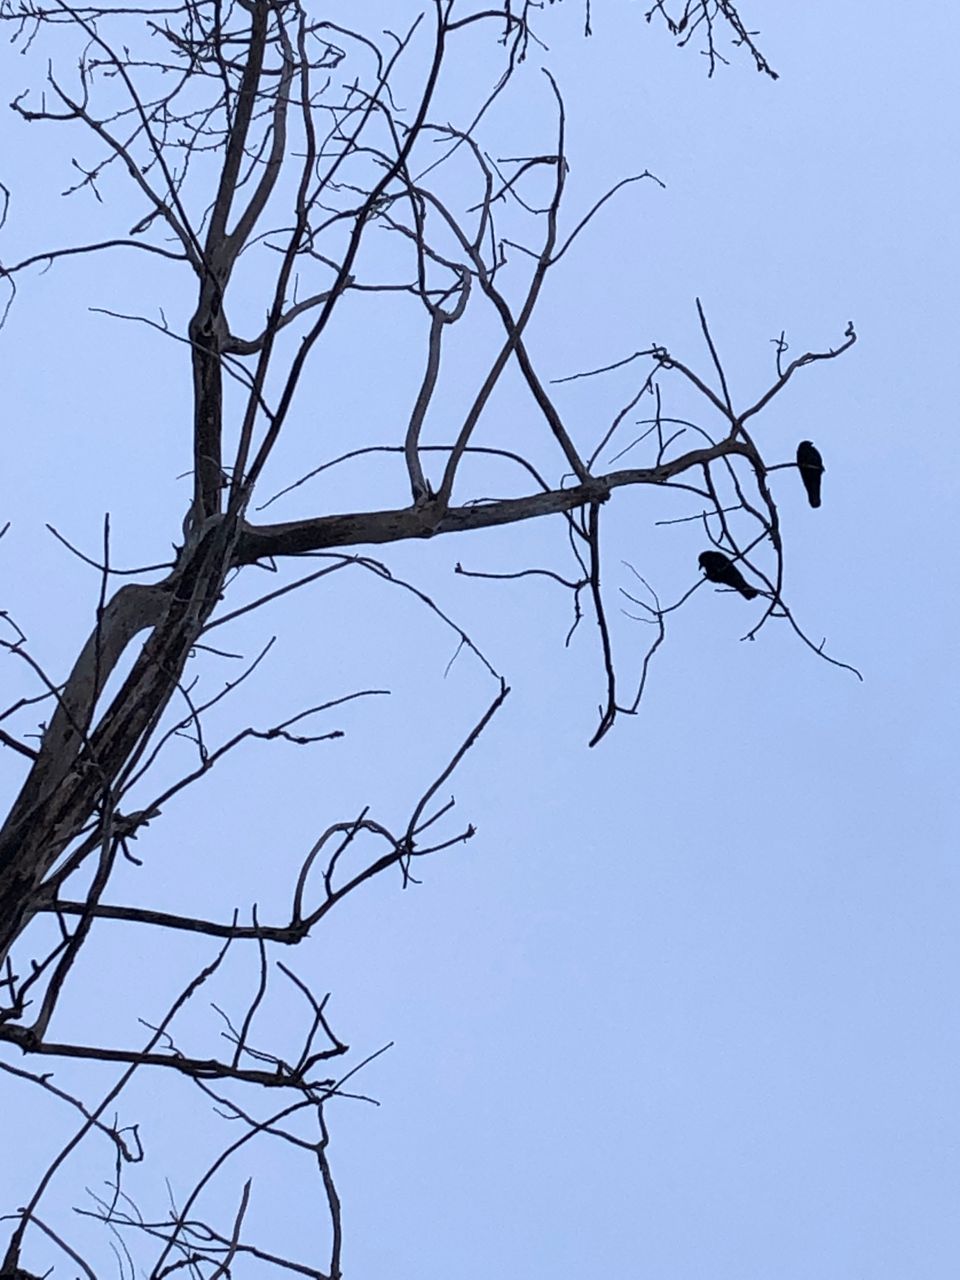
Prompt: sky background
<box><xmin>2</xmin><ymin>3</ymin><xmax>959</xmax><ymax>1278</ymax></box>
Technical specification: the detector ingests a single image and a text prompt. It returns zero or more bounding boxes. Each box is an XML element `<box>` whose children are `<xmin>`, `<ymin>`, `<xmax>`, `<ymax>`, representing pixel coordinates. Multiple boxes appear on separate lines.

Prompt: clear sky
<box><xmin>1</xmin><ymin>3</ymin><xmax>959</xmax><ymax>1278</ymax></box>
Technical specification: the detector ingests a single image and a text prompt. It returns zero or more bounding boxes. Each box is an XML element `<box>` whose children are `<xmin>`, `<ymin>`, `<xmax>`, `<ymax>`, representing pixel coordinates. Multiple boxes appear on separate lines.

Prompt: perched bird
<box><xmin>796</xmin><ymin>440</ymin><xmax>824</xmax><ymax>508</ymax></box>
<box><xmin>698</xmin><ymin>550</ymin><xmax>758</xmax><ymax>600</ymax></box>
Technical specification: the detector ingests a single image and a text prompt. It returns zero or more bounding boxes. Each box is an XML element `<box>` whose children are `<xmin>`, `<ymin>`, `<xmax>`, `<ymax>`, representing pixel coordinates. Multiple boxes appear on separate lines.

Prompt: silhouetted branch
<box><xmin>0</xmin><ymin>2</ymin><xmax>856</xmax><ymax>1274</ymax></box>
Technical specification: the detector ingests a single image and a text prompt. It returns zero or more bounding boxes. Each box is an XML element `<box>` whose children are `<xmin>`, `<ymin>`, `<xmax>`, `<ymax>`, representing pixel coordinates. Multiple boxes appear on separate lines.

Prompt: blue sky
<box><xmin>1</xmin><ymin>3</ymin><xmax>959</xmax><ymax>1277</ymax></box>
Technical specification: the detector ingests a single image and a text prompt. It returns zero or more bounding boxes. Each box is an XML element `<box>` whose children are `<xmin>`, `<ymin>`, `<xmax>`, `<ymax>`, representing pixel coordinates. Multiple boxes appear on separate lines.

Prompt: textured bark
<box><xmin>0</xmin><ymin>514</ymin><xmax>242</xmax><ymax>965</ymax></box>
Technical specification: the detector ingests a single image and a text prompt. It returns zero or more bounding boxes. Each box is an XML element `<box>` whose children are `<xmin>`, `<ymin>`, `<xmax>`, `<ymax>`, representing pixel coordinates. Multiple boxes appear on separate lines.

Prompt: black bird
<box><xmin>698</xmin><ymin>550</ymin><xmax>758</xmax><ymax>600</ymax></box>
<box><xmin>796</xmin><ymin>440</ymin><xmax>824</xmax><ymax>508</ymax></box>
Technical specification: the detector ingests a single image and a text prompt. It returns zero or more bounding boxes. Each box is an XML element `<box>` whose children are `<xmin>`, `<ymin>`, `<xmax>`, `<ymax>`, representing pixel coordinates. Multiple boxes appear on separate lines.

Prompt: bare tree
<box><xmin>0</xmin><ymin>3</ymin><xmax>857</xmax><ymax>1276</ymax></box>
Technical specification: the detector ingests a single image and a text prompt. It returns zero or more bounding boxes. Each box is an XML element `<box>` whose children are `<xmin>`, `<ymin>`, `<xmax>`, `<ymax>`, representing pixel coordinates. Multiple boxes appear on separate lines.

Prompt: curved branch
<box><xmin>235</xmin><ymin>442</ymin><xmax>752</xmax><ymax>561</ymax></box>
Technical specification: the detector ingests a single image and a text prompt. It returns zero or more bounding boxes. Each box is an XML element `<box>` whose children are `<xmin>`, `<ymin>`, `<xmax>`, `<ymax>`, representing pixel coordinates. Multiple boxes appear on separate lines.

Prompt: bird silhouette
<box><xmin>698</xmin><ymin>550</ymin><xmax>758</xmax><ymax>600</ymax></box>
<box><xmin>796</xmin><ymin>440</ymin><xmax>824</xmax><ymax>508</ymax></box>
